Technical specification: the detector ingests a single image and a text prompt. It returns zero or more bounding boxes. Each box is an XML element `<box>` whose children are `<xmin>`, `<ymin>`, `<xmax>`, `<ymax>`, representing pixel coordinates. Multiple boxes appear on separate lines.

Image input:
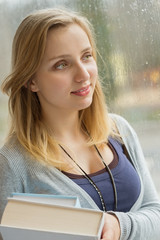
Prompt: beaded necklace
<box><xmin>59</xmin><ymin>142</ymin><xmax>118</xmax><ymax>212</ymax></box>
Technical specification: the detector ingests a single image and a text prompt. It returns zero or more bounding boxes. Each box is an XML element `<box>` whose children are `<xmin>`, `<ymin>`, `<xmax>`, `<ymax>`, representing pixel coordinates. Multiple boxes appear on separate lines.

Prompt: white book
<box><xmin>11</xmin><ymin>193</ymin><xmax>81</xmax><ymax>207</ymax></box>
<box><xmin>0</xmin><ymin>196</ymin><xmax>104</xmax><ymax>240</ymax></box>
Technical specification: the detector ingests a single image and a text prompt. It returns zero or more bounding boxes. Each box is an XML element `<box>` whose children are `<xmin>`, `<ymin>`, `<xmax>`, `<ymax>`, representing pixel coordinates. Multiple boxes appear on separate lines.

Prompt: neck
<box><xmin>42</xmin><ymin>109</ymin><xmax>82</xmax><ymax>142</ymax></box>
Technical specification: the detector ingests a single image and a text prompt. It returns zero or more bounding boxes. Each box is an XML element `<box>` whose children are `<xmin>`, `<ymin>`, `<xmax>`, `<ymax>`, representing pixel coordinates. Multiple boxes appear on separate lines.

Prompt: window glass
<box><xmin>0</xmin><ymin>0</ymin><xmax>159</xmax><ymax>193</ymax></box>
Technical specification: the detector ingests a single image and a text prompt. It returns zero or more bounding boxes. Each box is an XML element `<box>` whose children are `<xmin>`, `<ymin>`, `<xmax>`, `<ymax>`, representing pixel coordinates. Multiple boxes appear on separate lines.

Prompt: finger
<box><xmin>101</xmin><ymin>230</ymin><xmax>114</xmax><ymax>240</ymax></box>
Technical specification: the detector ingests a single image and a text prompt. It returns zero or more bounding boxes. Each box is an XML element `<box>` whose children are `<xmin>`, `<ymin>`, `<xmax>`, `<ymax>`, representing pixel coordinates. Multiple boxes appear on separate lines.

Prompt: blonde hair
<box><xmin>1</xmin><ymin>8</ymin><xmax>112</xmax><ymax>168</ymax></box>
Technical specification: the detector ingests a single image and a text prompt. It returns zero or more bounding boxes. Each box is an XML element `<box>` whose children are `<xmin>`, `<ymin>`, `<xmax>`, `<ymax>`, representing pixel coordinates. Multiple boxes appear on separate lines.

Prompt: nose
<box><xmin>74</xmin><ymin>62</ymin><xmax>90</xmax><ymax>83</ymax></box>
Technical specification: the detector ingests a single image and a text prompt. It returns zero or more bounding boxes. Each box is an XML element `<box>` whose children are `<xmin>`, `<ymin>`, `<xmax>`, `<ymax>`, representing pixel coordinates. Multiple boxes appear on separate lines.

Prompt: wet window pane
<box><xmin>0</xmin><ymin>0</ymin><xmax>160</xmax><ymax>193</ymax></box>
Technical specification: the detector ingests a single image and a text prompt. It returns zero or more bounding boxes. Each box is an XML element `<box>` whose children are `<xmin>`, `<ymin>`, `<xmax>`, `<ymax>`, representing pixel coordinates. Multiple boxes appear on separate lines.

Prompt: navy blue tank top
<box><xmin>63</xmin><ymin>138</ymin><xmax>141</xmax><ymax>212</ymax></box>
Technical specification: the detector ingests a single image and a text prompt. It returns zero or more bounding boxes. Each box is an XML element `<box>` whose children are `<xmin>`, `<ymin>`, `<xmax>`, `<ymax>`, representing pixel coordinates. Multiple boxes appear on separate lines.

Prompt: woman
<box><xmin>0</xmin><ymin>8</ymin><xmax>160</xmax><ymax>240</ymax></box>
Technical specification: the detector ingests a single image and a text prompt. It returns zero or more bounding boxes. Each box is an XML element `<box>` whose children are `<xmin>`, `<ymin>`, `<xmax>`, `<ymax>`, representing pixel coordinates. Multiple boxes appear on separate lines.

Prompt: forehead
<box><xmin>43</xmin><ymin>24</ymin><xmax>91</xmax><ymax>59</ymax></box>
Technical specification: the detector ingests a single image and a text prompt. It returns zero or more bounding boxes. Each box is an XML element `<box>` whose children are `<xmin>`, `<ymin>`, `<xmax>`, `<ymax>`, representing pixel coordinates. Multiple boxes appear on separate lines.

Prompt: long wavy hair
<box><xmin>1</xmin><ymin>8</ymin><xmax>112</xmax><ymax>168</ymax></box>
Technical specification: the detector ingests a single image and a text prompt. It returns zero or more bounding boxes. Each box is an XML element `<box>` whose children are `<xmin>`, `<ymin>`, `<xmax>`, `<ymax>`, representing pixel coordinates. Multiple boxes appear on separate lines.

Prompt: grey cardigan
<box><xmin>0</xmin><ymin>114</ymin><xmax>160</xmax><ymax>240</ymax></box>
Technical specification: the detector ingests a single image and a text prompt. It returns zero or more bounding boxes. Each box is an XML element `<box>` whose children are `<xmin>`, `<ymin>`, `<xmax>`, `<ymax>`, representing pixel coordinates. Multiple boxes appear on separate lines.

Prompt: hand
<box><xmin>101</xmin><ymin>213</ymin><xmax>121</xmax><ymax>240</ymax></box>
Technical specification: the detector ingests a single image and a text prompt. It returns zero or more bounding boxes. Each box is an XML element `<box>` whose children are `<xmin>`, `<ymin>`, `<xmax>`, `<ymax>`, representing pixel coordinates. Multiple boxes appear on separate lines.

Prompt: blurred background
<box><xmin>0</xmin><ymin>0</ymin><xmax>160</xmax><ymax>193</ymax></box>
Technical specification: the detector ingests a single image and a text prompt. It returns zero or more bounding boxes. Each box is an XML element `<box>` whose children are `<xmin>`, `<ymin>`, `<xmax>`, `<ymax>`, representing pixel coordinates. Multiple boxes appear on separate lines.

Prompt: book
<box><xmin>0</xmin><ymin>196</ymin><xmax>104</xmax><ymax>240</ymax></box>
<box><xmin>11</xmin><ymin>193</ymin><xmax>81</xmax><ymax>207</ymax></box>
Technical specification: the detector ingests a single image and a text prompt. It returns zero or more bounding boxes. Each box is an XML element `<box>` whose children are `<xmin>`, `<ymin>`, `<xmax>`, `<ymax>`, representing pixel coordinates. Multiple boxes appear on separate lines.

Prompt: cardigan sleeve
<box><xmin>110</xmin><ymin>114</ymin><xmax>160</xmax><ymax>240</ymax></box>
<box><xmin>0</xmin><ymin>154</ymin><xmax>24</xmax><ymax>221</ymax></box>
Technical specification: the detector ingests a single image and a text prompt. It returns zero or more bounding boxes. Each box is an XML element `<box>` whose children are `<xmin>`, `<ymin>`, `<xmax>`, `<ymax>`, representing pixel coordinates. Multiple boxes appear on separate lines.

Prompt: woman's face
<box><xmin>31</xmin><ymin>24</ymin><xmax>98</xmax><ymax>115</ymax></box>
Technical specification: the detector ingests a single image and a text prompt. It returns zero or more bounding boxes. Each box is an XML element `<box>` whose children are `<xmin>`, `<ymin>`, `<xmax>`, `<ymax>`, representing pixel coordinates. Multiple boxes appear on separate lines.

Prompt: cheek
<box><xmin>46</xmin><ymin>80</ymin><xmax>70</xmax><ymax>99</ymax></box>
<box><xmin>35</xmin><ymin>72</ymin><xmax>60</xmax><ymax>92</ymax></box>
<box><xmin>90</xmin><ymin>63</ymin><xmax>98</xmax><ymax>81</ymax></box>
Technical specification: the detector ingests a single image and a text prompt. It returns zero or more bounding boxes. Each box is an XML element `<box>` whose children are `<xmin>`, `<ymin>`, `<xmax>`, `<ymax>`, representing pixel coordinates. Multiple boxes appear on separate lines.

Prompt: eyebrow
<box><xmin>48</xmin><ymin>47</ymin><xmax>92</xmax><ymax>62</ymax></box>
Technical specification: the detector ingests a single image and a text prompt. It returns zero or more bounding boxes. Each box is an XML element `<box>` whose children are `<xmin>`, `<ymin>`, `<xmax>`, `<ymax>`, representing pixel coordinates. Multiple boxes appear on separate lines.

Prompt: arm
<box><xmin>110</xmin><ymin>114</ymin><xmax>160</xmax><ymax>240</ymax></box>
<box><xmin>0</xmin><ymin>154</ymin><xmax>23</xmax><ymax>221</ymax></box>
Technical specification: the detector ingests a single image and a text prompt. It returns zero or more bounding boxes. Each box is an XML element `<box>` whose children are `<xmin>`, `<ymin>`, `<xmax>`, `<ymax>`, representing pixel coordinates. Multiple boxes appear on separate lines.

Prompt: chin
<box><xmin>77</xmin><ymin>98</ymin><xmax>93</xmax><ymax>111</ymax></box>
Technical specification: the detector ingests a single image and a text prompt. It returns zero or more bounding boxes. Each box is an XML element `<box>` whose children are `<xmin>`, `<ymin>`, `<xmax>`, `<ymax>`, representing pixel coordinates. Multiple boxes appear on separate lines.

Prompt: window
<box><xmin>0</xmin><ymin>0</ymin><xmax>159</xmax><ymax>193</ymax></box>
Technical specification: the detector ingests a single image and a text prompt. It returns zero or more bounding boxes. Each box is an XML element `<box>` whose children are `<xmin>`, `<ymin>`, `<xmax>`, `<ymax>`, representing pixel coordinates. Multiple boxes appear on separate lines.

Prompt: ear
<box><xmin>25</xmin><ymin>79</ymin><xmax>39</xmax><ymax>92</ymax></box>
<box><xmin>30</xmin><ymin>78</ymin><xmax>39</xmax><ymax>92</ymax></box>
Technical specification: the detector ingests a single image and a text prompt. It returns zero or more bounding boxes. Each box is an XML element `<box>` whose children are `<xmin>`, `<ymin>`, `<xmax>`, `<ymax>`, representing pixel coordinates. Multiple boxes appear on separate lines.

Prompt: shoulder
<box><xmin>0</xmin><ymin>135</ymin><xmax>25</xmax><ymax>161</ymax></box>
<box><xmin>109</xmin><ymin>113</ymin><xmax>137</xmax><ymax>141</ymax></box>
<box><xmin>0</xmin><ymin>135</ymin><xmax>52</xmax><ymax>177</ymax></box>
<box><xmin>109</xmin><ymin>113</ymin><xmax>145</xmax><ymax>171</ymax></box>
<box><xmin>109</xmin><ymin>113</ymin><xmax>132</xmax><ymax>130</ymax></box>
<box><xmin>0</xmin><ymin>135</ymin><xmax>36</xmax><ymax>174</ymax></box>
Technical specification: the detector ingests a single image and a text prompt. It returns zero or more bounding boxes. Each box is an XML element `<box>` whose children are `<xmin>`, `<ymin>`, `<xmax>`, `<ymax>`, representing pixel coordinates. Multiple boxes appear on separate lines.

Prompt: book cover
<box><xmin>11</xmin><ymin>193</ymin><xmax>81</xmax><ymax>207</ymax></box>
<box><xmin>0</xmin><ymin>197</ymin><xmax>104</xmax><ymax>240</ymax></box>
<box><xmin>0</xmin><ymin>226</ymin><xmax>102</xmax><ymax>240</ymax></box>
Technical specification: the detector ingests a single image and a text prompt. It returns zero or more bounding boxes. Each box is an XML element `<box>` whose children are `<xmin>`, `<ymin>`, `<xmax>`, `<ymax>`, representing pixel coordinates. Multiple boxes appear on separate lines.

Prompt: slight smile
<box><xmin>71</xmin><ymin>85</ymin><xmax>91</xmax><ymax>96</ymax></box>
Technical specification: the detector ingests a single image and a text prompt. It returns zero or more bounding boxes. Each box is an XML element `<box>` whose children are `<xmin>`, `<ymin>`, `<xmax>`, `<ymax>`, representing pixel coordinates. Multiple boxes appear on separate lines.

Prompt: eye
<box><xmin>54</xmin><ymin>61</ymin><xmax>68</xmax><ymax>70</ymax></box>
<box><xmin>82</xmin><ymin>53</ymin><xmax>93</xmax><ymax>61</ymax></box>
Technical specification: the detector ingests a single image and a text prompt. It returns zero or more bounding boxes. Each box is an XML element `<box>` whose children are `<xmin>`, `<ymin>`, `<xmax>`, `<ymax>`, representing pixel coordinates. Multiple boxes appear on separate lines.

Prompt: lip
<box><xmin>71</xmin><ymin>85</ymin><xmax>91</xmax><ymax>97</ymax></box>
<box><xmin>71</xmin><ymin>85</ymin><xmax>90</xmax><ymax>93</ymax></box>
